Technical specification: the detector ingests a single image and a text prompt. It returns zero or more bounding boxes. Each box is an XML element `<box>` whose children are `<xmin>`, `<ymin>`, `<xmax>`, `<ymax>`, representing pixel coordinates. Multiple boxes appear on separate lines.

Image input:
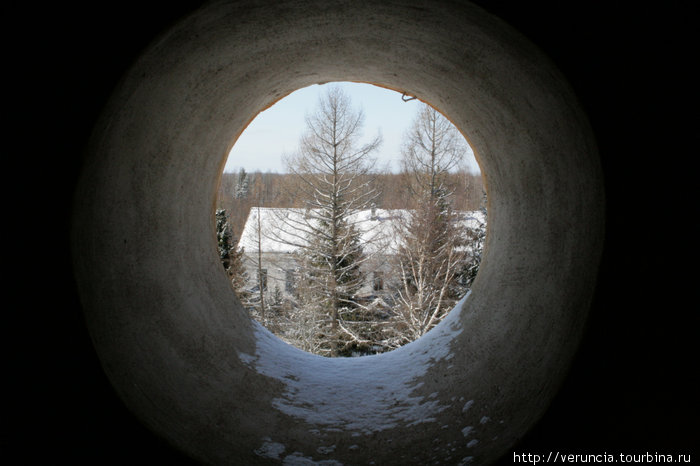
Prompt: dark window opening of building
<box><xmin>285</xmin><ymin>269</ymin><xmax>296</xmax><ymax>293</ymax></box>
<box><xmin>373</xmin><ymin>271</ymin><xmax>384</xmax><ymax>291</ymax></box>
<box><xmin>259</xmin><ymin>269</ymin><xmax>268</xmax><ymax>291</ymax></box>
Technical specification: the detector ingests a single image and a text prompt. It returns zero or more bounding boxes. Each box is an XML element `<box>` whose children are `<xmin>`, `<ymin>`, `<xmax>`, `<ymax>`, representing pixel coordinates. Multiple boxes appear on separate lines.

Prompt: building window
<box><xmin>285</xmin><ymin>269</ymin><xmax>296</xmax><ymax>293</ymax></box>
<box><xmin>373</xmin><ymin>271</ymin><xmax>384</xmax><ymax>291</ymax></box>
<box><xmin>258</xmin><ymin>269</ymin><xmax>268</xmax><ymax>291</ymax></box>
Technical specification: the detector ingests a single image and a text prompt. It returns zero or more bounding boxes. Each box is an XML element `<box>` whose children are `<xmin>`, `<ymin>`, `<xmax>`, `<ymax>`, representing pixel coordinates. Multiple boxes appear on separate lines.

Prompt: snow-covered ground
<box><xmin>239</xmin><ymin>293</ymin><xmax>479</xmax><ymax>463</ymax></box>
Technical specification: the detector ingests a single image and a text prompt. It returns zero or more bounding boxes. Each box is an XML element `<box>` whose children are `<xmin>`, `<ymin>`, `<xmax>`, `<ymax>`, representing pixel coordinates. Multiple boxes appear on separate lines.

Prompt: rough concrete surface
<box><xmin>70</xmin><ymin>0</ymin><xmax>604</xmax><ymax>464</ymax></box>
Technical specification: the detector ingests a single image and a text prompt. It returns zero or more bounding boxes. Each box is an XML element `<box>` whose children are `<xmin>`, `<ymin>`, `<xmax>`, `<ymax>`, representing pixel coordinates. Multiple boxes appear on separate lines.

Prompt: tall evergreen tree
<box><xmin>216</xmin><ymin>208</ymin><xmax>234</xmax><ymax>267</ymax></box>
<box><xmin>235</xmin><ymin>167</ymin><xmax>249</xmax><ymax>199</ymax></box>
<box><xmin>275</xmin><ymin>85</ymin><xmax>382</xmax><ymax>356</ymax></box>
<box><xmin>216</xmin><ymin>208</ymin><xmax>248</xmax><ymax>298</ymax></box>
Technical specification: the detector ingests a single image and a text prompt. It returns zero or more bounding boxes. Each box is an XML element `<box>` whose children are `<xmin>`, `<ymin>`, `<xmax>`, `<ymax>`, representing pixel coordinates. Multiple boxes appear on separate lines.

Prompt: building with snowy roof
<box><xmin>236</xmin><ymin>206</ymin><xmax>485</xmax><ymax>302</ymax></box>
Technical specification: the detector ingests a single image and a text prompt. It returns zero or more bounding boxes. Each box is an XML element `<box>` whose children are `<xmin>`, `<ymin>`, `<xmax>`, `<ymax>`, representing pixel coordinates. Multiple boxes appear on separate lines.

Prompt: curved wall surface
<box><xmin>71</xmin><ymin>1</ymin><xmax>605</xmax><ymax>464</ymax></box>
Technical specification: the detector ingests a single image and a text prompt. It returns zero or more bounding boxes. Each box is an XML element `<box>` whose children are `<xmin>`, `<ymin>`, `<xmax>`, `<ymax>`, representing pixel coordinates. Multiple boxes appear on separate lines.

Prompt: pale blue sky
<box><xmin>224</xmin><ymin>82</ymin><xmax>479</xmax><ymax>174</ymax></box>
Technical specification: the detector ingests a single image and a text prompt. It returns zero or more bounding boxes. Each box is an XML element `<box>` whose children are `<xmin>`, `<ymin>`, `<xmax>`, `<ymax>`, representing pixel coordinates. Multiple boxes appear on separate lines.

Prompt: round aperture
<box><xmin>71</xmin><ymin>1</ymin><xmax>603</xmax><ymax>464</ymax></box>
<box><xmin>216</xmin><ymin>81</ymin><xmax>487</xmax><ymax>358</ymax></box>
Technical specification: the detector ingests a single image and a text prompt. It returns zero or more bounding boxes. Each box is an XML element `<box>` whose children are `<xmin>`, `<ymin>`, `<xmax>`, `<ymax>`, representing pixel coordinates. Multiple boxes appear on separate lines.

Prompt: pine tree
<box><xmin>216</xmin><ymin>208</ymin><xmax>248</xmax><ymax>297</ymax></box>
<box><xmin>235</xmin><ymin>167</ymin><xmax>249</xmax><ymax>199</ymax></box>
<box><xmin>274</xmin><ymin>85</ymin><xmax>382</xmax><ymax>356</ymax></box>
<box><xmin>216</xmin><ymin>209</ymin><xmax>234</xmax><ymax>267</ymax></box>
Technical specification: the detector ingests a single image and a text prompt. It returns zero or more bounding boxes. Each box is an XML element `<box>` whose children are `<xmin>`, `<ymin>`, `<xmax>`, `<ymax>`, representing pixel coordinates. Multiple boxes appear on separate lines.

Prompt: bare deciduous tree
<box><xmin>402</xmin><ymin>104</ymin><xmax>468</xmax><ymax>197</ymax></box>
<box><xmin>389</xmin><ymin>104</ymin><xmax>471</xmax><ymax>343</ymax></box>
<box><xmin>276</xmin><ymin>85</ymin><xmax>383</xmax><ymax>356</ymax></box>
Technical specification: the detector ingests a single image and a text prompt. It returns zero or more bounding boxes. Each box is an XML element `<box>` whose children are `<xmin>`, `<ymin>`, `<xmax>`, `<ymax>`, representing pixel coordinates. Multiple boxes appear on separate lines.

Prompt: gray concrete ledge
<box><xmin>71</xmin><ymin>0</ymin><xmax>604</xmax><ymax>464</ymax></box>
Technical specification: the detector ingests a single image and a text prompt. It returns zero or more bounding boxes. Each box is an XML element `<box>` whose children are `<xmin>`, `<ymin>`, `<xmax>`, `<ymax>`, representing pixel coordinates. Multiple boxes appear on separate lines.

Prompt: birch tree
<box><xmin>253</xmin><ymin>206</ymin><xmax>266</xmax><ymax>319</ymax></box>
<box><xmin>276</xmin><ymin>85</ymin><xmax>383</xmax><ymax>356</ymax></box>
<box><xmin>389</xmin><ymin>104</ymin><xmax>470</xmax><ymax>343</ymax></box>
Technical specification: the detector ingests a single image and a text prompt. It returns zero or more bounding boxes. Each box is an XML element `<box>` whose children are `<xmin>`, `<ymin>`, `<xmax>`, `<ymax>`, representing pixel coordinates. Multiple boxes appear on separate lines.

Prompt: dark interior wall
<box><xmin>7</xmin><ymin>1</ymin><xmax>695</xmax><ymax>463</ymax></box>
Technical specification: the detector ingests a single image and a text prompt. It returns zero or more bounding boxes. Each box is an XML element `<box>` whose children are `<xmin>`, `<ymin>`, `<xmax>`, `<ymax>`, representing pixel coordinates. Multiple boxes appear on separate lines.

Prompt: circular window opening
<box><xmin>216</xmin><ymin>82</ymin><xmax>486</xmax><ymax>357</ymax></box>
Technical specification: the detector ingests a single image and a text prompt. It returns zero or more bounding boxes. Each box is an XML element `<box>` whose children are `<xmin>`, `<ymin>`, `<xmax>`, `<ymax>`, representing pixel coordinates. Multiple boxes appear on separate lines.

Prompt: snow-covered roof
<box><xmin>237</xmin><ymin>207</ymin><xmax>485</xmax><ymax>254</ymax></box>
<box><xmin>459</xmin><ymin>210</ymin><xmax>487</xmax><ymax>230</ymax></box>
<box><xmin>237</xmin><ymin>207</ymin><xmax>407</xmax><ymax>254</ymax></box>
<box><xmin>238</xmin><ymin>207</ymin><xmax>301</xmax><ymax>253</ymax></box>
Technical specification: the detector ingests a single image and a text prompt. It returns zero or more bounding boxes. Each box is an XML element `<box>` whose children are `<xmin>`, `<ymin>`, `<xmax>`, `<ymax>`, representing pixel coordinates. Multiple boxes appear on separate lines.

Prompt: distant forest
<box><xmin>217</xmin><ymin>169</ymin><xmax>486</xmax><ymax>243</ymax></box>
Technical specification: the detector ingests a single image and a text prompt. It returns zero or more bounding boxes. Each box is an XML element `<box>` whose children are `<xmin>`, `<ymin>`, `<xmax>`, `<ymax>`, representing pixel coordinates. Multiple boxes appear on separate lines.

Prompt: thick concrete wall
<box><xmin>71</xmin><ymin>1</ymin><xmax>604</xmax><ymax>464</ymax></box>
